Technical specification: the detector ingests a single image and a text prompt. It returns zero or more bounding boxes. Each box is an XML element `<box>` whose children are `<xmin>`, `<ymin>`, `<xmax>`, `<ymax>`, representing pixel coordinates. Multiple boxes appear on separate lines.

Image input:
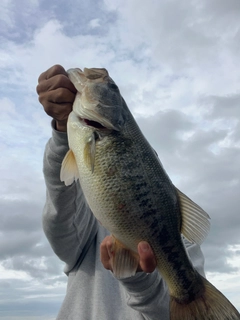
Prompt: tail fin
<box><xmin>170</xmin><ymin>277</ymin><xmax>240</xmax><ymax>320</ymax></box>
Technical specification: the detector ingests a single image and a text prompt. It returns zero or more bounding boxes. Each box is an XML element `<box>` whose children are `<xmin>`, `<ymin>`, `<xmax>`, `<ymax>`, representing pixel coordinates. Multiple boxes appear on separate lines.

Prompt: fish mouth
<box><xmin>79</xmin><ymin>115</ymin><xmax>119</xmax><ymax>131</ymax></box>
<box><xmin>77</xmin><ymin>106</ymin><xmax>121</xmax><ymax>131</ymax></box>
<box><xmin>82</xmin><ymin>118</ymin><xmax>107</xmax><ymax>129</ymax></box>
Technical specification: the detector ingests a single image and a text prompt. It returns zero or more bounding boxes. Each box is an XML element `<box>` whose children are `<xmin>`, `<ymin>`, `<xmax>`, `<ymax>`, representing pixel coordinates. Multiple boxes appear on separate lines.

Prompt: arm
<box><xmin>100</xmin><ymin>236</ymin><xmax>168</xmax><ymax>319</ymax></box>
<box><xmin>37</xmin><ymin>65</ymin><xmax>98</xmax><ymax>273</ymax></box>
<box><xmin>43</xmin><ymin>122</ymin><xmax>98</xmax><ymax>273</ymax></box>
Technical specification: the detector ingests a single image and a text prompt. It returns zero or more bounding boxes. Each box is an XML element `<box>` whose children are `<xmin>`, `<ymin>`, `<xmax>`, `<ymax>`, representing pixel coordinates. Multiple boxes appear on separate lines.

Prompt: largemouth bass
<box><xmin>60</xmin><ymin>67</ymin><xmax>240</xmax><ymax>320</ymax></box>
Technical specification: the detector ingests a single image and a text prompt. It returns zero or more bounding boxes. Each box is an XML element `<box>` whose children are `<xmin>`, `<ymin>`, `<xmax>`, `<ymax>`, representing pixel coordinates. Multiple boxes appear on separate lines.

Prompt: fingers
<box><xmin>36</xmin><ymin>64</ymin><xmax>77</xmax><ymax>131</ymax></box>
<box><xmin>38</xmin><ymin>64</ymin><xmax>68</xmax><ymax>83</ymax></box>
<box><xmin>36</xmin><ymin>64</ymin><xmax>77</xmax><ymax>102</ymax></box>
<box><xmin>138</xmin><ymin>242</ymin><xmax>156</xmax><ymax>273</ymax></box>
<box><xmin>38</xmin><ymin>87</ymin><xmax>76</xmax><ymax>105</ymax></box>
<box><xmin>40</xmin><ymin>100</ymin><xmax>73</xmax><ymax>129</ymax></box>
<box><xmin>100</xmin><ymin>237</ymin><xmax>156</xmax><ymax>275</ymax></box>
<box><xmin>100</xmin><ymin>236</ymin><xmax>113</xmax><ymax>271</ymax></box>
<box><xmin>37</xmin><ymin>72</ymin><xmax>77</xmax><ymax>96</ymax></box>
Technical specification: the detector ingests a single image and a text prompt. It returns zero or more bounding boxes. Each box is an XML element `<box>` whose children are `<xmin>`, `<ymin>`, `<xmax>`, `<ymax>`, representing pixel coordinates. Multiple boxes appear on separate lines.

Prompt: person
<box><xmin>36</xmin><ymin>65</ymin><xmax>206</xmax><ymax>320</ymax></box>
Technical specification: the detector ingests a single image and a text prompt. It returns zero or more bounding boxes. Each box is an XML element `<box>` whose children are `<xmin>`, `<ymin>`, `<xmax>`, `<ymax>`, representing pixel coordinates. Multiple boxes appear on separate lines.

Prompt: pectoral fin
<box><xmin>84</xmin><ymin>133</ymin><xmax>96</xmax><ymax>173</ymax></box>
<box><xmin>176</xmin><ymin>187</ymin><xmax>211</xmax><ymax>245</ymax></box>
<box><xmin>111</xmin><ymin>237</ymin><xmax>139</xmax><ymax>279</ymax></box>
<box><xmin>60</xmin><ymin>149</ymin><xmax>79</xmax><ymax>186</ymax></box>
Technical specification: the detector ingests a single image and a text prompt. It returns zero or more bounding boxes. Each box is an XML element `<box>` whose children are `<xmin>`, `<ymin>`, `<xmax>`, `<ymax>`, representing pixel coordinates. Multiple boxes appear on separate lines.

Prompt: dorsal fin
<box><xmin>176</xmin><ymin>187</ymin><xmax>211</xmax><ymax>245</ymax></box>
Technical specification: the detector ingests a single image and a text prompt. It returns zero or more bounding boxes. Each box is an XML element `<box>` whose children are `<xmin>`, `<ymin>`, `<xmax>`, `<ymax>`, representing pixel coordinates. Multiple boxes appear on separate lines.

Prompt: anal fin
<box><xmin>111</xmin><ymin>237</ymin><xmax>139</xmax><ymax>279</ymax></box>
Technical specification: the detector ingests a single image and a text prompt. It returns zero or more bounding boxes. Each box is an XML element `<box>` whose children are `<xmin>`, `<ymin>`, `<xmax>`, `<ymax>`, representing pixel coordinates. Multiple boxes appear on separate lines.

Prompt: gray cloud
<box><xmin>0</xmin><ymin>0</ymin><xmax>43</xmax><ymax>42</ymax></box>
<box><xmin>202</xmin><ymin>94</ymin><xmax>240</xmax><ymax>119</ymax></box>
<box><xmin>0</xmin><ymin>0</ymin><xmax>240</xmax><ymax>316</ymax></box>
<box><xmin>0</xmin><ymin>200</ymin><xmax>42</xmax><ymax>233</ymax></box>
<box><xmin>202</xmin><ymin>244</ymin><xmax>239</xmax><ymax>273</ymax></box>
<box><xmin>136</xmin><ymin>106</ymin><xmax>240</xmax><ymax>279</ymax></box>
<box><xmin>137</xmin><ymin>109</ymin><xmax>194</xmax><ymax>154</ymax></box>
<box><xmin>0</xmin><ymin>281</ymin><xmax>63</xmax><ymax>319</ymax></box>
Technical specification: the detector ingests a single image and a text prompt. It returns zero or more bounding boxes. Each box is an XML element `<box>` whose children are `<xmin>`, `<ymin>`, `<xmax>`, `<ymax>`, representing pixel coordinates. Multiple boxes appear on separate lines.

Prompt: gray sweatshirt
<box><xmin>42</xmin><ymin>122</ymin><xmax>205</xmax><ymax>320</ymax></box>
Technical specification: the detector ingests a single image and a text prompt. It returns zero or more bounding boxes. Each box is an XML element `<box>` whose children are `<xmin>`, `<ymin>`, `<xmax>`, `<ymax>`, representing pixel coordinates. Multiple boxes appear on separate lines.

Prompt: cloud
<box><xmin>0</xmin><ymin>0</ymin><xmax>240</xmax><ymax>316</ymax></box>
<box><xmin>89</xmin><ymin>18</ymin><xmax>101</xmax><ymax>29</ymax></box>
<box><xmin>0</xmin><ymin>0</ymin><xmax>42</xmax><ymax>42</ymax></box>
<box><xmin>204</xmin><ymin>94</ymin><xmax>240</xmax><ymax>119</ymax></box>
<box><xmin>136</xmin><ymin>105</ymin><xmax>240</xmax><ymax>282</ymax></box>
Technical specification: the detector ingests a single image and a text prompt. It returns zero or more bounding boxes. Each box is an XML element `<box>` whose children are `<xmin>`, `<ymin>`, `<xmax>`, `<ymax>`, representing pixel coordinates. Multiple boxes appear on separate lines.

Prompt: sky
<box><xmin>0</xmin><ymin>0</ymin><xmax>240</xmax><ymax>318</ymax></box>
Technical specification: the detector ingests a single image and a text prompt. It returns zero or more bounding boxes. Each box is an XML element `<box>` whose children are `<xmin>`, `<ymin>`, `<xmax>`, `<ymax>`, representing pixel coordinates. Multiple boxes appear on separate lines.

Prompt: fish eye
<box><xmin>108</xmin><ymin>83</ymin><xmax>118</xmax><ymax>90</ymax></box>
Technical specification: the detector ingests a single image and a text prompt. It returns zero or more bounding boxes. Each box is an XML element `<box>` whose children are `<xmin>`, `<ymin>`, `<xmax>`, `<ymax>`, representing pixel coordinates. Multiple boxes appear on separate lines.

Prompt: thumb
<box><xmin>138</xmin><ymin>242</ymin><xmax>156</xmax><ymax>273</ymax></box>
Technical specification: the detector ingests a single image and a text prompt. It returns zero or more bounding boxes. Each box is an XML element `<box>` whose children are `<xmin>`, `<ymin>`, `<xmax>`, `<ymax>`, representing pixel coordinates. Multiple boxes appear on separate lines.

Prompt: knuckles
<box><xmin>36</xmin><ymin>64</ymin><xmax>69</xmax><ymax>94</ymax></box>
<box><xmin>49</xmin><ymin>64</ymin><xmax>66</xmax><ymax>76</ymax></box>
<box><xmin>38</xmin><ymin>87</ymin><xmax>73</xmax><ymax>105</ymax></box>
<box><xmin>36</xmin><ymin>74</ymin><xmax>70</xmax><ymax>94</ymax></box>
<box><xmin>54</xmin><ymin>87</ymin><xmax>74</xmax><ymax>103</ymax></box>
<box><xmin>37</xmin><ymin>64</ymin><xmax>66</xmax><ymax>83</ymax></box>
<box><xmin>36</xmin><ymin>65</ymin><xmax>75</xmax><ymax>126</ymax></box>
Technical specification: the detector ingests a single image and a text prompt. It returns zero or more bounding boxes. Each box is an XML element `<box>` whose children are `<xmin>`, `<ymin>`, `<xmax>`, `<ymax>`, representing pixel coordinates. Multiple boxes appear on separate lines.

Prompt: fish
<box><xmin>60</xmin><ymin>67</ymin><xmax>240</xmax><ymax>320</ymax></box>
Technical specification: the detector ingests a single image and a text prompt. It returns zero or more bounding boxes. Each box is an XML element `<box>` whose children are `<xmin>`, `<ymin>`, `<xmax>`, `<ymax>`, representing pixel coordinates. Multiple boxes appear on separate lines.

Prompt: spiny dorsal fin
<box><xmin>60</xmin><ymin>149</ymin><xmax>79</xmax><ymax>186</ymax></box>
<box><xmin>176</xmin><ymin>187</ymin><xmax>210</xmax><ymax>245</ymax></box>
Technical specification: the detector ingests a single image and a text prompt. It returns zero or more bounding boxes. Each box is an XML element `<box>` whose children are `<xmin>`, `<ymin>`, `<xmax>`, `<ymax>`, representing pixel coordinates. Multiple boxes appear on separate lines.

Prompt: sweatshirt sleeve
<box><xmin>42</xmin><ymin>121</ymin><xmax>98</xmax><ymax>273</ymax></box>
<box><xmin>119</xmin><ymin>238</ymin><xmax>205</xmax><ymax>320</ymax></box>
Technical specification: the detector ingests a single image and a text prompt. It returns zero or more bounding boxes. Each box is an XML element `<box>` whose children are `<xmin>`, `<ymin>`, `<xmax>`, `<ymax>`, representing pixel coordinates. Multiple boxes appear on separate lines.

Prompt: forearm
<box><xmin>120</xmin><ymin>270</ymin><xmax>169</xmax><ymax>320</ymax></box>
<box><xmin>42</xmin><ymin>121</ymin><xmax>98</xmax><ymax>272</ymax></box>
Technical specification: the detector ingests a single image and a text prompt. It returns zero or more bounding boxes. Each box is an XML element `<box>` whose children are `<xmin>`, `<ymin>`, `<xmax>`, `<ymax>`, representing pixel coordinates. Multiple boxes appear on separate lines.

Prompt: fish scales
<box><xmin>70</xmin><ymin>110</ymin><xmax>186</xmax><ymax>271</ymax></box>
<box><xmin>71</xmin><ymin>96</ymin><xmax>201</xmax><ymax>294</ymax></box>
<box><xmin>61</xmin><ymin>67</ymin><xmax>240</xmax><ymax>320</ymax></box>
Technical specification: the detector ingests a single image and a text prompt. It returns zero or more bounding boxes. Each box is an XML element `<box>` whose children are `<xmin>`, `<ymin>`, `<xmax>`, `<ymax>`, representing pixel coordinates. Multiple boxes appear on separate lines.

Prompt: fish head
<box><xmin>67</xmin><ymin>67</ymin><xmax>127</xmax><ymax>131</ymax></box>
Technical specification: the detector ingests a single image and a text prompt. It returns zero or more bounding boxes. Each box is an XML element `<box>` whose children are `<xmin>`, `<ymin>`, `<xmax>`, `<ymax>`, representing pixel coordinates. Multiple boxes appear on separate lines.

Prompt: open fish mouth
<box><xmin>77</xmin><ymin>109</ymin><xmax>121</xmax><ymax>131</ymax></box>
<box><xmin>78</xmin><ymin>114</ymin><xmax>119</xmax><ymax>132</ymax></box>
<box><xmin>82</xmin><ymin>117</ymin><xmax>108</xmax><ymax>130</ymax></box>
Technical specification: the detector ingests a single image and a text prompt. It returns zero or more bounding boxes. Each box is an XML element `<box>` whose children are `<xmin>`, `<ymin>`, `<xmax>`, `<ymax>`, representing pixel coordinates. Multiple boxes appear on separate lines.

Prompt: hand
<box><xmin>36</xmin><ymin>64</ymin><xmax>77</xmax><ymax>132</ymax></box>
<box><xmin>100</xmin><ymin>236</ymin><xmax>156</xmax><ymax>274</ymax></box>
